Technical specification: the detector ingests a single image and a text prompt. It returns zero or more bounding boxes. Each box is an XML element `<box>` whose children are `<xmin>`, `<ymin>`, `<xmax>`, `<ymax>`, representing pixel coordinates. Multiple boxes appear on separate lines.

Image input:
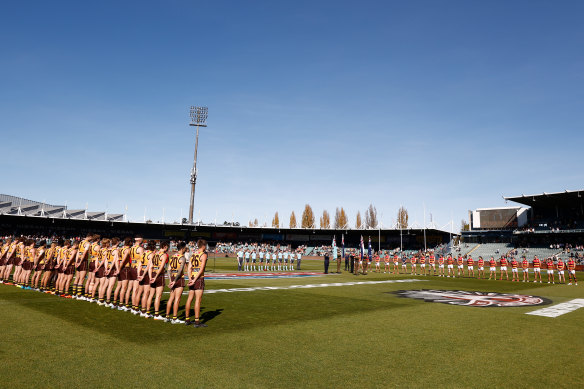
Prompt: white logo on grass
<box><xmin>395</xmin><ymin>290</ymin><xmax>551</xmax><ymax>307</ymax></box>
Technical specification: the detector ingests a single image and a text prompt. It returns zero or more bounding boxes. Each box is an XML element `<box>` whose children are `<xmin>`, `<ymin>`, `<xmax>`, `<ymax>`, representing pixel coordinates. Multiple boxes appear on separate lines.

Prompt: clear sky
<box><xmin>1</xmin><ymin>0</ymin><xmax>583</xmax><ymax>231</ymax></box>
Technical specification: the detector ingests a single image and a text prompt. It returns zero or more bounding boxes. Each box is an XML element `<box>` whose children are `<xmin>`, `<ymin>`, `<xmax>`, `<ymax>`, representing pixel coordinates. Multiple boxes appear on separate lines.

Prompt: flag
<box><xmin>368</xmin><ymin>237</ymin><xmax>372</xmax><ymax>260</ymax></box>
<box><xmin>332</xmin><ymin>236</ymin><xmax>337</xmax><ymax>260</ymax></box>
<box><xmin>342</xmin><ymin>234</ymin><xmax>345</xmax><ymax>258</ymax></box>
<box><xmin>360</xmin><ymin>235</ymin><xmax>364</xmax><ymax>260</ymax></box>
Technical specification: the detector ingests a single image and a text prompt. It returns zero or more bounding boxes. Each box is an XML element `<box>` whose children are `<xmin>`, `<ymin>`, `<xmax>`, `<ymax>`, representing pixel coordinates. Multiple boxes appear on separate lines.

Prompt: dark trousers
<box><xmin>350</xmin><ymin>259</ymin><xmax>355</xmax><ymax>273</ymax></box>
<box><xmin>345</xmin><ymin>257</ymin><xmax>349</xmax><ymax>271</ymax></box>
<box><xmin>324</xmin><ymin>260</ymin><xmax>329</xmax><ymax>274</ymax></box>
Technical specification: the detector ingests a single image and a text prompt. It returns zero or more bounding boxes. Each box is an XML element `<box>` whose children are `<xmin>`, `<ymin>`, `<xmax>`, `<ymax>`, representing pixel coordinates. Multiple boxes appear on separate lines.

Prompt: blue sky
<box><xmin>1</xmin><ymin>0</ymin><xmax>583</xmax><ymax>231</ymax></box>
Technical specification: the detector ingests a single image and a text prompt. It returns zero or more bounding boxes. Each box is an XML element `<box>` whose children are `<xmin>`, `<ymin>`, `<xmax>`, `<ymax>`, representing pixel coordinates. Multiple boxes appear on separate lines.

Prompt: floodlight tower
<box><xmin>188</xmin><ymin>106</ymin><xmax>208</xmax><ymax>224</ymax></box>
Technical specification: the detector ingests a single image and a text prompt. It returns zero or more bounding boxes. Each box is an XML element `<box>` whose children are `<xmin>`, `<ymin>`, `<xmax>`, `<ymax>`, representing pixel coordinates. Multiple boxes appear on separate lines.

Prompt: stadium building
<box><xmin>461</xmin><ymin>189</ymin><xmax>584</xmax><ymax>264</ymax></box>
<box><xmin>0</xmin><ymin>194</ymin><xmax>454</xmax><ymax>253</ymax></box>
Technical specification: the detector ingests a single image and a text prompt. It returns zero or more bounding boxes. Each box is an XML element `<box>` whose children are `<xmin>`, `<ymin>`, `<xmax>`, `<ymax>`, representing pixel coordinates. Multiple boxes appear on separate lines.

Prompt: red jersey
<box><xmin>447</xmin><ymin>257</ymin><xmax>454</xmax><ymax>265</ymax></box>
<box><xmin>393</xmin><ymin>255</ymin><xmax>399</xmax><ymax>262</ymax></box>
<box><xmin>467</xmin><ymin>258</ymin><xmax>474</xmax><ymax>266</ymax></box>
<box><xmin>557</xmin><ymin>261</ymin><xmax>565</xmax><ymax>270</ymax></box>
<box><xmin>419</xmin><ymin>256</ymin><xmax>426</xmax><ymax>264</ymax></box>
<box><xmin>489</xmin><ymin>259</ymin><xmax>496</xmax><ymax>267</ymax></box>
<box><xmin>522</xmin><ymin>259</ymin><xmax>528</xmax><ymax>269</ymax></box>
<box><xmin>511</xmin><ymin>260</ymin><xmax>518</xmax><ymax>268</ymax></box>
<box><xmin>500</xmin><ymin>258</ymin><xmax>508</xmax><ymax>266</ymax></box>
<box><xmin>438</xmin><ymin>256</ymin><xmax>444</xmax><ymax>264</ymax></box>
<box><xmin>457</xmin><ymin>257</ymin><xmax>463</xmax><ymax>265</ymax></box>
<box><xmin>533</xmin><ymin>258</ymin><xmax>541</xmax><ymax>268</ymax></box>
<box><xmin>410</xmin><ymin>257</ymin><xmax>417</xmax><ymax>264</ymax></box>
<box><xmin>429</xmin><ymin>256</ymin><xmax>435</xmax><ymax>264</ymax></box>
<box><xmin>546</xmin><ymin>260</ymin><xmax>554</xmax><ymax>270</ymax></box>
<box><xmin>567</xmin><ymin>259</ymin><xmax>575</xmax><ymax>270</ymax></box>
<box><xmin>478</xmin><ymin>258</ymin><xmax>484</xmax><ymax>267</ymax></box>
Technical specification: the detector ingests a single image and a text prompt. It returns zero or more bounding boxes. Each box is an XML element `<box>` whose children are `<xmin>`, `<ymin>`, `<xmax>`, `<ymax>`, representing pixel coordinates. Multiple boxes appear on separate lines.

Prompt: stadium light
<box><xmin>188</xmin><ymin>106</ymin><xmax>208</xmax><ymax>224</ymax></box>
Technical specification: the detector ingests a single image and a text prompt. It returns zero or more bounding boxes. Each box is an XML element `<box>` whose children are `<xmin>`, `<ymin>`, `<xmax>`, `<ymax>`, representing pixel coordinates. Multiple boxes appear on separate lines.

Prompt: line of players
<box><xmin>0</xmin><ymin>235</ymin><xmax>210</xmax><ymax>326</ymax></box>
<box><xmin>358</xmin><ymin>252</ymin><xmax>578</xmax><ymax>285</ymax></box>
<box><xmin>237</xmin><ymin>249</ymin><xmax>301</xmax><ymax>271</ymax></box>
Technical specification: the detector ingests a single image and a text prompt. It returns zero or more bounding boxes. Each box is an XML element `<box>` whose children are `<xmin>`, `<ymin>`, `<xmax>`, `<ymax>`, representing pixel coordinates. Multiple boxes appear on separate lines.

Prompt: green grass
<box><xmin>1</xmin><ymin>258</ymin><xmax>583</xmax><ymax>388</ymax></box>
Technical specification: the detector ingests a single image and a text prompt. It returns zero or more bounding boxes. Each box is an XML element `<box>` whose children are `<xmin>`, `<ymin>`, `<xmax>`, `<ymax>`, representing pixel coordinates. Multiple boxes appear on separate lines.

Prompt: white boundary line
<box><xmin>164</xmin><ymin>278</ymin><xmax>428</xmax><ymax>295</ymax></box>
<box><xmin>525</xmin><ymin>299</ymin><xmax>584</xmax><ymax>318</ymax></box>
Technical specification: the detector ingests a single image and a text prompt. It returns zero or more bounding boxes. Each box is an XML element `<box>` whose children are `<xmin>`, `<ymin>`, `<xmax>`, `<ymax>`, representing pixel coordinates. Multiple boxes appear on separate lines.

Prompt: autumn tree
<box><xmin>334</xmin><ymin>207</ymin><xmax>348</xmax><ymax>229</ymax></box>
<box><xmin>272</xmin><ymin>212</ymin><xmax>280</xmax><ymax>228</ymax></box>
<box><xmin>320</xmin><ymin>210</ymin><xmax>331</xmax><ymax>229</ymax></box>
<box><xmin>365</xmin><ymin>204</ymin><xmax>378</xmax><ymax>229</ymax></box>
<box><xmin>289</xmin><ymin>211</ymin><xmax>297</xmax><ymax>228</ymax></box>
<box><xmin>355</xmin><ymin>211</ymin><xmax>362</xmax><ymax>229</ymax></box>
<box><xmin>461</xmin><ymin>219</ymin><xmax>470</xmax><ymax>231</ymax></box>
<box><xmin>301</xmin><ymin>204</ymin><xmax>315</xmax><ymax>228</ymax></box>
<box><xmin>397</xmin><ymin>206</ymin><xmax>408</xmax><ymax>229</ymax></box>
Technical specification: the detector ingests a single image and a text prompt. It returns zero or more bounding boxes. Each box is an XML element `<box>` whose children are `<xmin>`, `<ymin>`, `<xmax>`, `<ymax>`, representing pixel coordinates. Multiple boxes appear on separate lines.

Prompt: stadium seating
<box><xmin>467</xmin><ymin>243</ymin><xmax>514</xmax><ymax>259</ymax></box>
<box><xmin>450</xmin><ymin>243</ymin><xmax>478</xmax><ymax>256</ymax></box>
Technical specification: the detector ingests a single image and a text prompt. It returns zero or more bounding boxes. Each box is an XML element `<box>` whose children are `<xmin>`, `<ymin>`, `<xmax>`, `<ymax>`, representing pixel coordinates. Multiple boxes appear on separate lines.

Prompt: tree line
<box><xmin>247</xmin><ymin>205</ymin><xmax>409</xmax><ymax>229</ymax></box>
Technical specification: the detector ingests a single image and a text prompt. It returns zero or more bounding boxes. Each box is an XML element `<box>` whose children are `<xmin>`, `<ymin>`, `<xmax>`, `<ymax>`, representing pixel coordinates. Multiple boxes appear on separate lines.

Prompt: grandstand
<box><xmin>462</xmin><ymin>189</ymin><xmax>584</xmax><ymax>263</ymax></box>
<box><xmin>465</xmin><ymin>243</ymin><xmax>513</xmax><ymax>259</ymax></box>
<box><xmin>0</xmin><ymin>194</ymin><xmax>124</xmax><ymax>221</ymax></box>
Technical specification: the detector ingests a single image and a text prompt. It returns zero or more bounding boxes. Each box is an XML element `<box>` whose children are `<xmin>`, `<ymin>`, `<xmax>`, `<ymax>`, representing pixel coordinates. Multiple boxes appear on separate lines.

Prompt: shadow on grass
<box><xmin>200</xmin><ymin>308</ymin><xmax>223</xmax><ymax>323</ymax></box>
<box><xmin>0</xmin><ymin>285</ymin><xmax>405</xmax><ymax>345</ymax></box>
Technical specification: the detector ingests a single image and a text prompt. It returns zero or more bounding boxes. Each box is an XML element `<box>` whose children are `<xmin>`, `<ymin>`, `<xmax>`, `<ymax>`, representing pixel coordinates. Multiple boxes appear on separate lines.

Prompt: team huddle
<box><xmin>0</xmin><ymin>235</ymin><xmax>210</xmax><ymax>326</ymax></box>
<box><xmin>361</xmin><ymin>252</ymin><xmax>578</xmax><ymax>285</ymax></box>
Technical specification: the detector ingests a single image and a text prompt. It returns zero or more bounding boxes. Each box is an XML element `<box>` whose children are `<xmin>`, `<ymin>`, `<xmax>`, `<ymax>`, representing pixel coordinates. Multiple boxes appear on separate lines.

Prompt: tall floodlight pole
<box><xmin>188</xmin><ymin>106</ymin><xmax>208</xmax><ymax>224</ymax></box>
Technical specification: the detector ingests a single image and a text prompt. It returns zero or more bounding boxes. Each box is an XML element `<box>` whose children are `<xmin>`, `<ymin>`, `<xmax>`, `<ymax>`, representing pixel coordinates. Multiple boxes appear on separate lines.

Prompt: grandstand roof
<box><xmin>504</xmin><ymin>189</ymin><xmax>584</xmax><ymax>208</ymax></box>
<box><xmin>0</xmin><ymin>194</ymin><xmax>124</xmax><ymax>222</ymax></box>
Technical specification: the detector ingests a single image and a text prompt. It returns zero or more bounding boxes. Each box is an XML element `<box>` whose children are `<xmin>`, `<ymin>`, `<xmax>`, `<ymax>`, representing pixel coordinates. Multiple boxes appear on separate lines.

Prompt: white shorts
<box><xmin>522</xmin><ymin>268</ymin><xmax>529</xmax><ymax>273</ymax></box>
<box><xmin>375</xmin><ymin>263</ymin><xmax>380</xmax><ymax>267</ymax></box>
<box><xmin>490</xmin><ymin>267</ymin><xmax>496</xmax><ymax>272</ymax></box>
<box><xmin>512</xmin><ymin>268</ymin><xmax>518</xmax><ymax>273</ymax></box>
<box><xmin>570</xmin><ymin>270</ymin><xmax>575</xmax><ymax>275</ymax></box>
<box><xmin>448</xmin><ymin>264</ymin><xmax>453</xmax><ymax>269</ymax></box>
<box><xmin>385</xmin><ymin>262</ymin><xmax>389</xmax><ymax>266</ymax></box>
<box><xmin>402</xmin><ymin>264</ymin><xmax>407</xmax><ymax>268</ymax></box>
<box><xmin>558</xmin><ymin>270</ymin><xmax>564</xmax><ymax>275</ymax></box>
<box><xmin>547</xmin><ymin>270</ymin><xmax>554</xmax><ymax>274</ymax></box>
<box><xmin>430</xmin><ymin>264</ymin><xmax>436</xmax><ymax>268</ymax></box>
<box><xmin>501</xmin><ymin>266</ymin><xmax>507</xmax><ymax>271</ymax></box>
<box><xmin>439</xmin><ymin>264</ymin><xmax>444</xmax><ymax>268</ymax></box>
<box><xmin>411</xmin><ymin>264</ymin><xmax>417</xmax><ymax>268</ymax></box>
<box><xmin>468</xmin><ymin>266</ymin><xmax>473</xmax><ymax>271</ymax></box>
<box><xmin>420</xmin><ymin>264</ymin><xmax>425</xmax><ymax>268</ymax></box>
<box><xmin>534</xmin><ymin>268</ymin><xmax>541</xmax><ymax>273</ymax></box>
<box><xmin>394</xmin><ymin>262</ymin><xmax>398</xmax><ymax>266</ymax></box>
<box><xmin>458</xmin><ymin>265</ymin><xmax>464</xmax><ymax>269</ymax></box>
<box><xmin>359</xmin><ymin>261</ymin><xmax>363</xmax><ymax>265</ymax></box>
<box><xmin>478</xmin><ymin>266</ymin><xmax>484</xmax><ymax>271</ymax></box>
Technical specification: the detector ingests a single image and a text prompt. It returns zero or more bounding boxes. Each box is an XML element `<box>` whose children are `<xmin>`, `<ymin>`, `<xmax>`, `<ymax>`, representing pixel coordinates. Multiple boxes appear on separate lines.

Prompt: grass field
<box><xmin>1</xmin><ymin>258</ymin><xmax>583</xmax><ymax>388</ymax></box>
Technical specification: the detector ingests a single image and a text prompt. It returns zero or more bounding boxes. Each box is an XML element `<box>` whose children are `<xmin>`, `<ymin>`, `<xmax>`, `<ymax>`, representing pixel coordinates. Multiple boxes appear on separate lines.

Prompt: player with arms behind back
<box><xmin>185</xmin><ymin>239</ymin><xmax>209</xmax><ymax>327</ymax></box>
<box><xmin>148</xmin><ymin>241</ymin><xmax>169</xmax><ymax>319</ymax></box>
<box><xmin>166</xmin><ymin>242</ymin><xmax>188</xmax><ymax>324</ymax></box>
